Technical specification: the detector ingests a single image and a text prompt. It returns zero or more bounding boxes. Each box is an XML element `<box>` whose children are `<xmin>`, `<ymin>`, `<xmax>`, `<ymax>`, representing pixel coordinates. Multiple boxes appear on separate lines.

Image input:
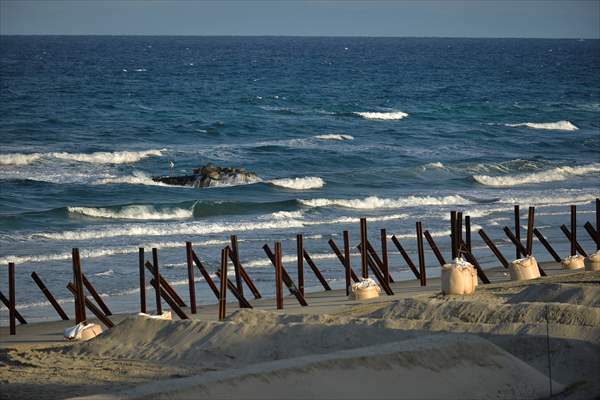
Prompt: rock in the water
<box><xmin>153</xmin><ymin>164</ymin><xmax>259</xmax><ymax>187</ymax></box>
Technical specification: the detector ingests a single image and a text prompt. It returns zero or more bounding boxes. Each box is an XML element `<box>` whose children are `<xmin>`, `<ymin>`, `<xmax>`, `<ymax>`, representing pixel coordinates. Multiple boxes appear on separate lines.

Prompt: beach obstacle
<box><xmin>533</xmin><ymin>229</ymin><xmax>562</xmax><ymax>263</ymax></box>
<box><xmin>228</xmin><ymin>236</ymin><xmax>262</xmax><ymax>300</ymax></box>
<box><xmin>81</xmin><ymin>274</ymin><xmax>112</xmax><ymax>316</ymax></box>
<box><xmin>356</xmin><ymin>241</ymin><xmax>394</xmax><ymax>295</ymax></box>
<box><xmin>560</xmin><ymin>205</ymin><xmax>588</xmax><ymax>257</ymax></box>
<box><xmin>360</xmin><ymin>218</ymin><xmax>369</xmax><ymax>279</ymax></box>
<box><xmin>138</xmin><ymin>248</ymin><xmax>147</xmax><ymax>314</ymax></box>
<box><xmin>190</xmin><ymin>248</ymin><xmax>220</xmax><ymax>300</ymax></box>
<box><xmin>514</xmin><ymin>205</ymin><xmax>522</xmax><ymax>259</ymax></box>
<box><xmin>274</xmin><ymin>242</ymin><xmax>283</xmax><ymax>310</ymax></box>
<box><xmin>147</xmin><ymin>278</ymin><xmax>189</xmax><ymax>320</ymax></box>
<box><xmin>263</xmin><ymin>244</ymin><xmax>308</xmax><ymax>306</ymax></box>
<box><xmin>214</xmin><ymin>246</ymin><xmax>252</xmax><ymax>309</ymax></box>
<box><xmin>66</xmin><ymin>282</ymin><xmax>114</xmax><ymax>328</ymax></box>
<box><xmin>8</xmin><ymin>262</ymin><xmax>16</xmax><ymax>335</ymax></box>
<box><xmin>526</xmin><ymin>207</ymin><xmax>535</xmax><ymax>256</ymax></box>
<box><xmin>465</xmin><ymin>215</ymin><xmax>472</xmax><ymax>252</ymax></box>
<box><xmin>328</xmin><ymin>233</ymin><xmax>359</xmax><ymax>296</ymax></box>
<box><xmin>583</xmin><ymin>222</ymin><xmax>599</xmax><ymax>248</ymax></box>
<box><xmin>503</xmin><ymin>226</ymin><xmax>529</xmax><ymax>258</ymax></box>
<box><xmin>31</xmin><ymin>272</ymin><xmax>69</xmax><ymax>320</ymax></box>
<box><xmin>218</xmin><ymin>248</ymin><xmax>228</xmax><ymax>319</ymax></box>
<box><xmin>416</xmin><ymin>221</ymin><xmax>427</xmax><ymax>286</ymax></box>
<box><xmin>185</xmin><ymin>242</ymin><xmax>197</xmax><ymax>314</ymax></box>
<box><xmin>72</xmin><ymin>248</ymin><xmax>87</xmax><ymax>324</ymax></box>
<box><xmin>390</xmin><ymin>235</ymin><xmax>421</xmax><ymax>280</ymax></box>
<box><xmin>424</xmin><ymin>230</ymin><xmax>447</xmax><ymax>266</ymax></box>
<box><xmin>0</xmin><ymin>290</ymin><xmax>26</xmax><ymax>326</ymax></box>
<box><xmin>478</xmin><ymin>229</ymin><xmax>509</xmax><ymax>269</ymax></box>
<box><xmin>296</xmin><ymin>234</ymin><xmax>331</xmax><ymax>292</ymax></box>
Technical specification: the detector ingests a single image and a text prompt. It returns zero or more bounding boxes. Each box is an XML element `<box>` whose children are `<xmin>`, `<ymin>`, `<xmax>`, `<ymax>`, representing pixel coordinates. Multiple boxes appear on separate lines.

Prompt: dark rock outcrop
<box><xmin>152</xmin><ymin>164</ymin><xmax>259</xmax><ymax>187</ymax></box>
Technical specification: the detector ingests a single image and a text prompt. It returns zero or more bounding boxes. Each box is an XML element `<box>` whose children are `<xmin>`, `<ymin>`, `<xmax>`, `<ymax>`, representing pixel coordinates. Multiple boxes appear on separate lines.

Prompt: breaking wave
<box><xmin>0</xmin><ymin>153</ymin><xmax>42</xmax><ymax>165</ymax></box>
<box><xmin>354</xmin><ymin>111</ymin><xmax>409</xmax><ymax>120</ymax></box>
<box><xmin>299</xmin><ymin>195</ymin><xmax>471</xmax><ymax>210</ymax></box>
<box><xmin>68</xmin><ymin>205</ymin><xmax>193</xmax><ymax>220</ymax></box>
<box><xmin>505</xmin><ymin>120</ymin><xmax>578</xmax><ymax>131</ymax></box>
<box><xmin>0</xmin><ymin>149</ymin><xmax>165</xmax><ymax>166</ymax></box>
<box><xmin>95</xmin><ymin>171</ymin><xmax>172</xmax><ymax>187</ymax></box>
<box><xmin>268</xmin><ymin>176</ymin><xmax>325</xmax><ymax>190</ymax></box>
<box><xmin>314</xmin><ymin>134</ymin><xmax>354</xmax><ymax>141</ymax></box>
<box><xmin>473</xmin><ymin>163</ymin><xmax>600</xmax><ymax>187</ymax></box>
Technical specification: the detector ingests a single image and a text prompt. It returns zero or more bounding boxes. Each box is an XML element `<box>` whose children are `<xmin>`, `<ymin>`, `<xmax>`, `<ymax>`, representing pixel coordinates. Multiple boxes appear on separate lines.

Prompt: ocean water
<box><xmin>1</xmin><ymin>36</ymin><xmax>599</xmax><ymax>323</ymax></box>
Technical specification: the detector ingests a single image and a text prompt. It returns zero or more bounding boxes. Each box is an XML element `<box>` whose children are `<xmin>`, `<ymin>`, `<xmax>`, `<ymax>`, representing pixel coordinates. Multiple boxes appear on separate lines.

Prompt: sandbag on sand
<box><xmin>585</xmin><ymin>250</ymin><xmax>600</xmax><ymax>271</ymax></box>
<box><xmin>562</xmin><ymin>254</ymin><xmax>585</xmax><ymax>270</ymax></box>
<box><xmin>64</xmin><ymin>322</ymin><xmax>103</xmax><ymax>341</ymax></box>
<box><xmin>351</xmin><ymin>278</ymin><xmax>381</xmax><ymax>300</ymax></box>
<box><xmin>441</xmin><ymin>258</ymin><xmax>477</xmax><ymax>295</ymax></box>
<box><xmin>509</xmin><ymin>256</ymin><xmax>541</xmax><ymax>281</ymax></box>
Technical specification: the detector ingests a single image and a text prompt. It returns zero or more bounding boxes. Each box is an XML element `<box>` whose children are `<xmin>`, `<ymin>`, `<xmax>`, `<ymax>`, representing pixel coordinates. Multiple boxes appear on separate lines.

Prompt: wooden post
<box><xmin>570</xmin><ymin>205</ymin><xmax>577</xmax><ymax>256</ymax></box>
<box><xmin>526</xmin><ymin>207</ymin><xmax>535</xmax><ymax>256</ymax></box>
<box><xmin>459</xmin><ymin>242</ymin><xmax>491</xmax><ymax>284</ymax></box>
<box><xmin>503</xmin><ymin>227</ymin><xmax>528</xmax><ymax>258</ymax></box>
<box><xmin>456</xmin><ymin>212</ymin><xmax>463</xmax><ymax>257</ymax></box>
<box><xmin>8</xmin><ymin>262</ymin><xmax>15</xmax><ymax>335</ymax></box>
<box><xmin>450</xmin><ymin>211</ymin><xmax>457</xmax><ymax>259</ymax></box>
<box><xmin>72</xmin><ymin>248</ymin><xmax>86</xmax><ymax>323</ymax></box>
<box><xmin>229</xmin><ymin>236</ymin><xmax>245</xmax><ymax>303</ymax></box>
<box><xmin>144</xmin><ymin>260</ymin><xmax>187</xmax><ymax>307</ymax></box>
<box><xmin>191</xmin><ymin>250</ymin><xmax>220</xmax><ymax>299</ymax></box>
<box><xmin>152</xmin><ymin>248</ymin><xmax>162</xmax><ymax>315</ymax></box>
<box><xmin>381</xmin><ymin>229</ymin><xmax>390</xmax><ymax>287</ymax></box>
<box><xmin>514</xmin><ymin>205</ymin><xmax>521</xmax><ymax>259</ymax></box>
<box><xmin>31</xmin><ymin>272</ymin><xmax>69</xmax><ymax>320</ymax></box>
<box><xmin>360</xmin><ymin>218</ymin><xmax>368</xmax><ymax>278</ymax></box>
<box><xmin>0</xmin><ymin>291</ymin><xmax>26</xmax><ymax>324</ymax></box>
<box><xmin>533</xmin><ymin>228</ymin><xmax>561</xmax><ymax>264</ymax></box>
<box><xmin>214</xmin><ymin>270</ymin><xmax>252</xmax><ymax>308</ymax></box>
<box><xmin>148</xmin><ymin>279</ymin><xmax>189</xmax><ymax>320</ymax></box>
<box><xmin>597</xmin><ymin>198</ymin><xmax>600</xmax><ymax>250</ymax></box>
<box><xmin>82</xmin><ymin>274</ymin><xmax>111</xmax><ymax>316</ymax></box>
<box><xmin>416</xmin><ymin>222</ymin><xmax>426</xmax><ymax>286</ymax></box>
<box><xmin>263</xmin><ymin>244</ymin><xmax>308</xmax><ymax>306</ymax></box>
<box><xmin>424</xmin><ymin>230</ymin><xmax>447</xmax><ymax>267</ymax></box>
<box><xmin>364</xmin><ymin>254</ymin><xmax>394</xmax><ymax>295</ymax></box>
<box><xmin>390</xmin><ymin>235</ymin><xmax>421</xmax><ymax>280</ymax></box>
<box><xmin>364</xmin><ymin>241</ymin><xmax>395</xmax><ymax>283</ymax></box>
<box><xmin>218</xmin><ymin>248</ymin><xmax>228</xmax><ymax>320</ymax></box>
<box><xmin>66</xmin><ymin>283</ymin><xmax>114</xmax><ymax>328</ymax></box>
<box><xmin>275</xmin><ymin>242</ymin><xmax>283</xmax><ymax>310</ymax></box>
<box><xmin>343</xmin><ymin>231</ymin><xmax>352</xmax><ymax>295</ymax></box>
<box><xmin>297</xmin><ymin>234</ymin><xmax>304</xmax><ymax>296</ymax></box>
<box><xmin>465</xmin><ymin>216</ymin><xmax>472</xmax><ymax>253</ymax></box>
<box><xmin>584</xmin><ymin>222</ymin><xmax>600</xmax><ymax>248</ymax></box>
<box><xmin>226</xmin><ymin>245</ymin><xmax>262</xmax><ymax>300</ymax></box>
<box><xmin>185</xmin><ymin>242</ymin><xmax>197</xmax><ymax>314</ymax></box>
<box><xmin>138</xmin><ymin>248</ymin><xmax>146</xmax><ymax>314</ymax></box>
<box><xmin>478</xmin><ymin>229</ymin><xmax>509</xmax><ymax>269</ymax></box>
<box><xmin>303</xmin><ymin>250</ymin><xmax>331</xmax><ymax>291</ymax></box>
<box><xmin>328</xmin><ymin>237</ymin><xmax>359</xmax><ymax>284</ymax></box>
<box><xmin>560</xmin><ymin>225</ymin><xmax>588</xmax><ymax>257</ymax></box>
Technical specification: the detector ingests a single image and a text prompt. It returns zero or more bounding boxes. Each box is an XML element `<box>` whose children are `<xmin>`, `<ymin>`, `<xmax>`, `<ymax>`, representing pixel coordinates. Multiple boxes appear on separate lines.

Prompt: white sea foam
<box><xmin>354</xmin><ymin>111</ymin><xmax>409</xmax><ymax>120</ymax></box>
<box><xmin>95</xmin><ymin>171</ymin><xmax>172</xmax><ymax>187</ymax></box>
<box><xmin>505</xmin><ymin>120</ymin><xmax>578</xmax><ymax>131</ymax></box>
<box><xmin>207</xmin><ymin>174</ymin><xmax>263</xmax><ymax>187</ymax></box>
<box><xmin>473</xmin><ymin>163</ymin><xmax>600</xmax><ymax>187</ymax></box>
<box><xmin>268</xmin><ymin>176</ymin><xmax>325</xmax><ymax>190</ymax></box>
<box><xmin>0</xmin><ymin>153</ymin><xmax>42</xmax><ymax>165</ymax></box>
<box><xmin>299</xmin><ymin>195</ymin><xmax>471</xmax><ymax>210</ymax></box>
<box><xmin>314</xmin><ymin>134</ymin><xmax>354</xmax><ymax>141</ymax></box>
<box><xmin>93</xmin><ymin>269</ymin><xmax>114</xmax><ymax>277</ymax></box>
<box><xmin>68</xmin><ymin>205</ymin><xmax>193</xmax><ymax>220</ymax></box>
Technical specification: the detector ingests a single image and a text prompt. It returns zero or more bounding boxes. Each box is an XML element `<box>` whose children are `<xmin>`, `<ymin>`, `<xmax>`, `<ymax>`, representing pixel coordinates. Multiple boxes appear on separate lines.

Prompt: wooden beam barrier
<box><xmin>8</xmin><ymin>262</ymin><xmax>15</xmax><ymax>335</ymax></box>
<box><xmin>390</xmin><ymin>235</ymin><xmax>421</xmax><ymax>280</ymax></box>
<box><xmin>31</xmin><ymin>272</ymin><xmax>69</xmax><ymax>320</ymax></box>
<box><xmin>214</xmin><ymin>269</ymin><xmax>252</xmax><ymax>309</ymax></box>
<box><xmin>275</xmin><ymin>242</ymin><xmax>283</xmax><ymax>310</ymax></box>
<box><xmin>82</xmin><ymin>274</ymin><xmax>111</xmax><ymax>316</ymax></box>
<box><xmin>138</xmin><ymin>248</ymin><xmax>146</xmax><ymax>314</ymax></box>
<box><xmin>365</xmin><ymin>241</ymin><xmax>395</xmax><ymax>282</ymax></box>
<box><xmin>191</xmin><ymin>250</ymin><xmax>220</xmax><ymax>300</ymax></box>
<box><xmin>360</xmin><ymin>218</ymin><xmax>368</xmax><ymax>278</ymax></box>
<box><xmin>424</xmin><ymin>230</ymin><xmax>447</xmax><ymax>267</ymax></box>
<box><xmin>416</xmin><ymin>222</ymin><xmax>427</xmax><ymax>286</ymax></box>
<box><xmin>583</xmin><ymin>222</ymin><xmax>600</xmax><ymax>248</ymax></box>
<box><xmin>514</xmin><ymin>205</ymin><xmax>521</xmax><ymax>259</ymax></box>
<box><xmin>465</xmin><ymin>215</ymin><xmax>472</xmax><ymax>253</ymax></box>
<box><xmin>263</xmin><ymin>244</ymin><xmax>308</xmax><ymax>306</ymax></box>
<box><xmin>303</xmin><ymin>249</ymin><xmax>332</xmax><ymax>291</ymax></box>
<box><xmin>450</xmin><ymin>211</ymin><xmax>457</xmax><ymax>259</ymax></box>
<box><xmin>185</xmin><ymin>242</ymin><xmax>197</xmax><ymax>314</ymax></box>
<box><xmin>72</xmin><ymin>248</ymin><xmax>86</xmax><ymax>324</ymax></box>
<box><xmin>228</xmin><ymin>236</ymin><xmax>245</xmax><ymax>305</ymax></box>
<box><xmin>456</xmin><ymin>212</ymin><xmax>463</xmax><ymax>257</ymax></box>
<box><xmin>145</xmin><ymin>259</ymin><xmax>187</xmax><ymax>307</ymax></box>
<box><xmin>297</xmin><ymin>235</ymin><xmax>305</xmax><ymax>296</ymax></box>
<box><xmin>364</xmin><ymin>253</ymin><xmax>394</xmax><ymax>295</ymax></box>
<box><xmin>218</xmin><ymin>247</ymin><xmax>228</xmax><ymax>320</ymax></box>
<box><xmin>381</xmin><ymin>229</ymin><xmax>390</xmax><ymax>287</ymax></box>
<box><xmin>560</xmin><ymin>225</ymin><xmax>588</xmax><ymax>257</ymax></box>
<box><xmin>0</xmin><ymin>291</ymin><xmax>26</xmax><ymax>324</ymax></box>
<box><xmin>477</xmin><ymin>229</ymin><xmax>509</xmax><ymax>269</ymax></box>
<box><xmin>533</xmin><ymin>228</ymin><xmax>562</xmax><ymax>263</ymax></box>
<box><xmin>152</xmin><ymin>249</ymin><xmax>162</xmax><ymax>314</ymax></box>
<box><xmin>503</xmin><ymin>226</ymin><xmax>528</xmax><ymax>258</ymax></box>
<box><xmin>228</xmin><ymin>238</ymin><xmax>262</xmax><ymax>299</ymax></box>
<box><xmin>526</xmin><ymin>206</ymin><xmax>535</xmax><ymax>256</ymax></box>
<box><xmin>328</xmin><ymin>238</ymin><xmax>359</xmax><ymax>284</ymax></box>
<box><xmin>66</xmin><ymin>282</ymin><xmax>114</xmax><ymax>328</ymax></box>
<box><xmin>148</xmin><ymin>279</ymin><xmax>189</xmax><ymax>320</ymax></box>
<box><xmin>570</xmin><ymin>205</ymin><xmax>577</xmax><ymax>256</ymax></box>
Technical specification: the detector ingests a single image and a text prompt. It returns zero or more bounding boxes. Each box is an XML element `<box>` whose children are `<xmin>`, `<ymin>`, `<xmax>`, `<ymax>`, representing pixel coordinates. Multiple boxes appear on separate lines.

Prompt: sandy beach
<box><xmin>1</xmin><ymin>262</ymin><xmax>599</xmax><ymax>400</ymax></box>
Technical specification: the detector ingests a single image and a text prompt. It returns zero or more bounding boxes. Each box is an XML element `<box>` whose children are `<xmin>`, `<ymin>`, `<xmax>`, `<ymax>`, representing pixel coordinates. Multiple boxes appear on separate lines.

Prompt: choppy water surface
<box><xmin>1</xmin><ymin>37</ymin><xmax>599</xmax><ymax>322</ymax></box>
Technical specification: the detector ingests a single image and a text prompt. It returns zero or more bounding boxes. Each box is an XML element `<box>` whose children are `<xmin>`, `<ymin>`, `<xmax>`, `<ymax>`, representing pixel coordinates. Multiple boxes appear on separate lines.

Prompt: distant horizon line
<box><xmin>1</xmin><ymin>34</ymin><xmax>598</xmax><ymax>40</ymax></box>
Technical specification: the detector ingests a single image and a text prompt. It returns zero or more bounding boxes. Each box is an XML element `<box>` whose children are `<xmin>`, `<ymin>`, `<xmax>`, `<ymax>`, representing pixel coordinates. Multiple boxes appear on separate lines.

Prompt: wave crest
<box><xmin>268</xmin><ymin>176</ymin><xmax>325</xmax><ymax>190</ymax></box>
<box><xmin>0</xmin><ymin>153</ymin><xmax>42</xmax><ymax>165</ymax></box>
<box><xmin>354</xmin><ymin>111</ymin><xmax>409</xmax><ymax>120</ymax></box>
<box><xmin>314</xmin><ymin>134</ymin><xmax>354</xmax><ymax>141</ymax></box>
<box><xmin>505</xmin><ymin>120</ymin><xmax>578</xmax><ymax>131</ymax></box>
<box><xmin>299</xmin><ymin>195</ymin><xmax>470</xmax><ymax>209</ymax></box>
<box><xmin>51</xmin><ymin>149</ymin><xmax>165</xmax><ymax>164</ymax></box>
<box><xmin>473</xmin><ymin>163</ymin><xmax>600</xmax><ymax>187</ymax></box>
<box><xmin>68</xmin><ymin>205</ymin><xmax>193</xmax><ymax>220</ymax></box>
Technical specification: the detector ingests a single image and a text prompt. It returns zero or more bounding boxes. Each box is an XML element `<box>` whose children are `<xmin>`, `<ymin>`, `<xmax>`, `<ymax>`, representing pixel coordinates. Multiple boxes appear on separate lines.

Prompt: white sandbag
<box><xmin>137</xmin><ymin>311</ymin><xmax>172</xmax><ymax>320</ymax></box>
<box><xmin>351</xmin><ymin>278</ymin><xmax>381</xmax><ymax>300</ymax></box>
<box><xmin>441</xmin><ymin>258</ymin><xmax>477</xmax><ymax>295</ymax></box>
<box><xmin>561</xmin><ymin>254</ymin><xmax>585</xmax><ymax>270</ymax></box>
<box><xmin>509</xmin><ymin>256</ymin><xmax>541</xmax><ymax>281</ymax></box>
<box><xmin>64</xmin><ymin>322</ymin><xmax>103</xmax><ymax>341</ymax></box>
<box><xmin>585</xmin><ymin>251</ymin><xmax>600</xmax><ymax>271</ymax></box>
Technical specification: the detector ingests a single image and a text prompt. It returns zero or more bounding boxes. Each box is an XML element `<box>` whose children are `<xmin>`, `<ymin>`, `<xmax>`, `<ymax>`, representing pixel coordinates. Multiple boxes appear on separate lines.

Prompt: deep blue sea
<box><xmin>1</xmin><ymin>36</ymin><xmax>599</xmax><ymax>323</ymax></box>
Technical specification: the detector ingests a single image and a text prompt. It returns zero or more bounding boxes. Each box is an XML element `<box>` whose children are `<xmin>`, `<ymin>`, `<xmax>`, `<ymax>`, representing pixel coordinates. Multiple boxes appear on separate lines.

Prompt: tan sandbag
<box><xmin>351</xmin><ymin>278</ymin><xmax>381</xmax><ymax>300</ymax></box>
<box><xmin>584</xmin><ymin>251</ymin><xmax>600</xmax><ymax>271</ymax></box>
<box><xmin>138</xmin><ymin>311</ymin><xmax>172</xmax><ymax>320</ymax></box>
<box><xmin>64</xmin><ymin>322</ymin><xmax>103</xmax><ymax>341</ymax></box>
<box><xmin>509</xmin><ymin>256</ymin><xmax>541</xmax><ymax>281</ymax></box>
<box><xmin>441</xmin><ymin>258</ymin><xmax>477</xmax><ymax>295</ymax></box>
<box><xmin>561</xmin><ymin>255</ymin><xmax>585</xmax><ymax>270</ymax></box>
